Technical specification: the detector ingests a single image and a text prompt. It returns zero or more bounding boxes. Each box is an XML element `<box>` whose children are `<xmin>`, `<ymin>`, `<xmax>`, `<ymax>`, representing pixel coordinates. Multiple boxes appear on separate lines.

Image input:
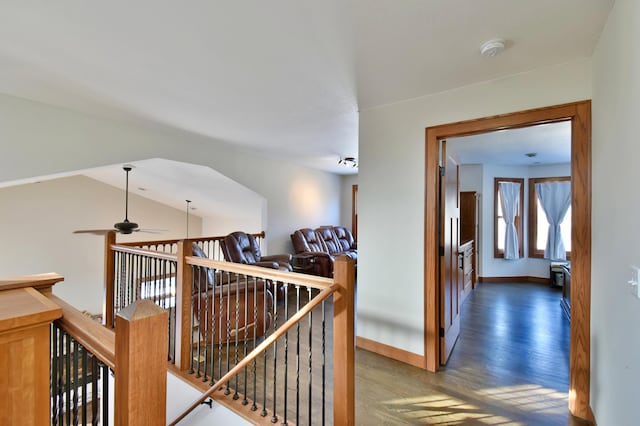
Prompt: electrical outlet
<box><xmin>628</xmin><ymin>266</ymin><xmax>640</xmax><ymax>299</ymax></box>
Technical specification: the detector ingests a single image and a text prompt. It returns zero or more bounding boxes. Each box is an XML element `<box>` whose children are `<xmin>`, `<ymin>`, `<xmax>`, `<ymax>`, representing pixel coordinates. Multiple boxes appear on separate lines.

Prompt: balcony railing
<box><xmin>104</xmin><ymin>231</ymin><xmax>356</xmax><ymax>425</ymax></box>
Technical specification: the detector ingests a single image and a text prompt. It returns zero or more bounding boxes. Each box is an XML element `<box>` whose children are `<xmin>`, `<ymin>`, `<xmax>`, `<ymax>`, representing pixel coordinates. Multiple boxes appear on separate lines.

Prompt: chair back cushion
<box><xmin>291</xmin><ymin>228</ymin><xmax>328</xmax><ymax>254</ymax></box>
<box><xmin>333</xmin><ymin>226</ymin><xmax>356</xmax><ymax>251</ymax></box>
<box><xmin>223</xmin><ymin>231</ymin><xmax>262</xmax><ymax>264</ymax></box>
<box><xmin>315</xmin><ymin>227</ymin><xmax>342</xmax><ymax>255</ymax></box>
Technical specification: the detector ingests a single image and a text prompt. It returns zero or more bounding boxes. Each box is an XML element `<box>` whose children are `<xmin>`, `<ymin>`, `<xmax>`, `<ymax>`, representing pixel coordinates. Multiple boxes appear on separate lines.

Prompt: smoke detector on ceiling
<box><xmin>480</xmin><ymin>39</ymin><xmax>506</xmax><ymax>57</ymax></box>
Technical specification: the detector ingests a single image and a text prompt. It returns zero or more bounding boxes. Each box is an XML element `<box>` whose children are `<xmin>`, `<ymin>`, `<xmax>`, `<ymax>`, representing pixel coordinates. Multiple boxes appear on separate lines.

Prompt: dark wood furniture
<box><xmin>561</xmin><ymin>264</ymin><xmax>571</xmax><ymax>320</ymax></box>
<box><xmin>459</xmin><ymin>240</ymin><xmax>474</xmax><ymax>304</ymax></box>
<box><xmin>460</xmin><ymin>191</ymin><xmax>479</xmax><ymax>289</ymax></box>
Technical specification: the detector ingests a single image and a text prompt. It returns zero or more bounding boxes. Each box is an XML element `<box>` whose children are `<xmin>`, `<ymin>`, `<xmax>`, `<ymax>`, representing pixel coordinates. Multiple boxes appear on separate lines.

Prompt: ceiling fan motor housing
<box><xmin>114</xmin><ymin>220</ymin><xmax>139</xmax><ymax>234</ymax></box>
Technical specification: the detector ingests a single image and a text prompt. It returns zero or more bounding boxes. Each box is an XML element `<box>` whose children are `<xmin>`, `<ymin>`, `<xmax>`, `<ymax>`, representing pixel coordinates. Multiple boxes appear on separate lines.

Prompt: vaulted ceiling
<box><xmin>0</xmin><ymin>1</ymin><xmax>613</xmax><ymax>175</ymax></box>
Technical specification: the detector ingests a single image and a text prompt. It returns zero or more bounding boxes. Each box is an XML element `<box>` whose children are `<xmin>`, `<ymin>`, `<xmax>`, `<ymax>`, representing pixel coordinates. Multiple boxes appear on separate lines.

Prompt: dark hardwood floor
<box><xmin>356</xmin><ymin>282</ymin><xmax>588</xmax><ymax>425</ymax></box>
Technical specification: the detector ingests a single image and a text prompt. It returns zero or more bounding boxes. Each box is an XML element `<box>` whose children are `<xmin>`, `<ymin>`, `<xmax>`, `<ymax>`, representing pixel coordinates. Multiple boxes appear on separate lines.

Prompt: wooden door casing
<box><xmin>424</xmin><ymin>100</ymin><xmax>592</xmax><ymax>420</ymax></box>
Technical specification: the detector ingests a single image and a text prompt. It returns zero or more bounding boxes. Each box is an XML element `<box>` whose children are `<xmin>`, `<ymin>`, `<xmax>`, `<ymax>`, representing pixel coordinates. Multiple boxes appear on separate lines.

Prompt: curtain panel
<box><xmin>499</xmin><ymin>181</ymin><xmax>521</xmax><ymax>260</ymax></box>
<box><xmin>535</xmin><ymin>181</ymin><xmax>571</xmax><ymax>260</ymax></box>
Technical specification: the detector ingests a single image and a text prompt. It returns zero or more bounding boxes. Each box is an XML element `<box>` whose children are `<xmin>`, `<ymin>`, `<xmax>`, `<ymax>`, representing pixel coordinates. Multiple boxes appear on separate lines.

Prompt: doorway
<box><xmin>424</xmin><ymin>101</ymin><xmax>591</xmax><ymax>419</ymax></box>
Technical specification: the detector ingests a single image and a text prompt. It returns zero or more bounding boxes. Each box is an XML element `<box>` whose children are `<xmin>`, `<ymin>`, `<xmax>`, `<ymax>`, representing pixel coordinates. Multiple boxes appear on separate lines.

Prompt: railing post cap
<box><xmin>117</xmin><ymin>299</ymin><xmax>166</xmax><ymax>321</ymax></box>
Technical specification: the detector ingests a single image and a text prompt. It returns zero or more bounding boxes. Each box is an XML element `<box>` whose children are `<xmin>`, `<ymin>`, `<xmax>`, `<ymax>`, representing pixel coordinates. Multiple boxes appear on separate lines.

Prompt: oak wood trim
<box><xmin>110</xmin><ymin>244</ymin><xmax>179</xmax><ymax>261</ymax></box>
<box><xmin>119</xmin><ymin>231</ymin><xmax>266</xmax><ymax>248</ymax></box>
<box><xmin>478</xmin><ymin>276</ymin><xmax>549</xmax><ymax>284</ymax></box>
<box><xmin>187</xmin><ymin>256</ymin><xmax>334</xmax><ymax>291</ymax></box>
<box><xmin>424</xmin><ymin>100</ymin><xmax>591</xmax><ymax>420</ymax></box>
<box><xmin>175</xmin><ymin>241</ymin><xmax>193</xmax><ymax>371</ymax></box>
<box><xmin>568</xmin><ymin>100</ymin><xmax>591</xmax><ymax>418</ymax></box>
<box><xmin>356</xmin><ymin>336</ymin><xmax>425</xmax><ymax>369</ymax></box>
<box><xmin>0</xmin><ymin>319</ymin><xmax>53</xmax><ymax>424</ymax></box>
<box><xmin>0</xmin><ymin>272</ymin><xmax>64</xmax><ymax>292</ymax></box>
<box><xmin>169</xmin><ymin>283</ymin><xmax>338</xmax><ymax>425</ymax></box>
<box><xmin>47</xmin><ymin>294</ymin><xmax>116</xmax><ymax>370</ymax></box>
<box><xmin>587</xmin><ymin>405</ymin><xmax>597</xmax><ymax>425</ymax></box>
<box><xmin>104</xmin><ymin>231</ymin><xmax>116</xmax><ymax>328</ymax></box>
<box><xmin>424</xmin><ymin>126</ymin><xmax>440</xmax><ymax>372</ymax></box>
<box><xmin>333</xmin><ymin>256</ymin><xmax>356</xmax><ymax>426</ymax></box>
<box><xmin>115</xmin><ymin>300</ymin><xmax>168</xmax><ymax>426</ymax></box>
<box><xmin>352</xmin><ymin>184</ymin><xmax>358</xmax><ymax>241</ymax></box>
<box><xmin>0</xmin><ymin>287</ymin><xmax>62</xmax><ymax>333</ymax></box>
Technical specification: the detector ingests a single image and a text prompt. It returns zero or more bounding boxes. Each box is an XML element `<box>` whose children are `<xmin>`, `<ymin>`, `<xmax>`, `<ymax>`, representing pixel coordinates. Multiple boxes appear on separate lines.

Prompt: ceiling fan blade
<box><xmin>73</xmin><ymin>229</ymin><xmax>113</xmax><ymax>235</ymax></box>
<box><xmin>134</xmin><ymin>228</ymin><xmax>166</xmax><ymax>234</ymax></box>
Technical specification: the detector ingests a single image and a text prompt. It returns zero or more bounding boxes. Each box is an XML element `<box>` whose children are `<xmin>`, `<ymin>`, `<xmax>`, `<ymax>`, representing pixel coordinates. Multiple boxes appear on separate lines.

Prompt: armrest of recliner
<box><xmin>253</xmin><ymin>261</ymin><xmax>281</xmax><ymax>269</ymax></box>
<box><xmin>292</xmin><ymin>252</ymin><xmax>334</xmax><ymax>277</ymax></box>
<box><xmin>262</xmin><ymin>253</ymin><xmax>293</xmax><ymax>264</ymax></box>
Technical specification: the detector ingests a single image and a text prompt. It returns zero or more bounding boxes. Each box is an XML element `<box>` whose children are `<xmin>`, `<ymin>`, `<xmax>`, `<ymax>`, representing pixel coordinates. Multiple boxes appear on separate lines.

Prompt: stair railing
<box><xmin>103</xmin><ymin>232</ymin><xmax>356</xmax><ymax>425</ymax></box>
<box><xmin>0</xmin><ymin>274</ymin><xmax>169</xmax><ymax>426</ymax></box>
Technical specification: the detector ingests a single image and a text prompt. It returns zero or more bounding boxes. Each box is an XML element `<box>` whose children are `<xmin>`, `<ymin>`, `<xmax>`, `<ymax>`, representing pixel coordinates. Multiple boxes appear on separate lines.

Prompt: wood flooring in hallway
<box><xmin>355</xmin><ymin>282</ymin><xmax>588</xmax><ymax>425</ymax></box>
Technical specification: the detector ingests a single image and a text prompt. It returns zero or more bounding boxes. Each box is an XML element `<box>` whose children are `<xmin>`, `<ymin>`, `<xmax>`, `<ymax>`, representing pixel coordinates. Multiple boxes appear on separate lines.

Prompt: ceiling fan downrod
<box><xmin>114</xmin><ymin>165</ymin><xmax>138</xmax><ymax>234</ymax></box>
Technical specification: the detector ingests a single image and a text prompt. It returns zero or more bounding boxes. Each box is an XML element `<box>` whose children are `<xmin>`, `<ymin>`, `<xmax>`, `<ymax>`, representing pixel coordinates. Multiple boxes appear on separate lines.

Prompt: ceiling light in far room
<box><xmin>338</xmin><ymin>156</ymin><xmax>358</xmax><ymax>168</ymax></box>
<box><xmin>480</xmin><ymin>38</ymin><xmax>506</xmax><ymax>57</ymax></box>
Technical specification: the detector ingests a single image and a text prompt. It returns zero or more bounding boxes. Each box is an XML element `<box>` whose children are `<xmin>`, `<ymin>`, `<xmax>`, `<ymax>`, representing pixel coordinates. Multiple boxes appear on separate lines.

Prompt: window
<box><xmin>494</xmin><ymin>177</ymin><xmax>524</xmax><ymax>258</ymax></box>
<box><xmin>528</xmin><ymin>176</ymin><xmax>571</xmax><ymax>259</ymax></box>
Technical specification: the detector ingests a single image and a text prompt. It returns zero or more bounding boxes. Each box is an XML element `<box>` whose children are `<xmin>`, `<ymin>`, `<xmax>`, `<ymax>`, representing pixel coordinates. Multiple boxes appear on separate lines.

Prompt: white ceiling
<box><xmin>0</xmin><ymin>1</ymin><xmax>612</xmax><ymax>174</ymax></box>
<box><xmin>447</xmin><ymin>121</ymin><xmax>572</xmax><ymax>166</ymax></box>
<box><xmin>0</xmin><ymin>1</ymin><xmax>612</xmax><ymax>218</ymax></box>
<box><xmin>83</xmin><ymin>159</ymin><xmax>265</xmax><ymax>223</ymax></box>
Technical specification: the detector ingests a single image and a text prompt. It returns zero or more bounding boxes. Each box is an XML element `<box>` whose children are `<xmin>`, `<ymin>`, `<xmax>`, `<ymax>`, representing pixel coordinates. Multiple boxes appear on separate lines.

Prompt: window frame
<box><xmin>494</xmin><ymin>177</ymin><xmax>525</xmax><ymax>259</ymax></box>
<box><xmin>528</xmin><ymin>176</ymin><xmax>572</xmax><ymax>260</ymax></box>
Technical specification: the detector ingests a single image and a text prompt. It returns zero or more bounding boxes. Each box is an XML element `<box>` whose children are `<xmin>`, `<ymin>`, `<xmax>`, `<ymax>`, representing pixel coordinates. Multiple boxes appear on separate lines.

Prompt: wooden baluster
<box><xmin>175</xmin><ymin>240</ymin><xmax>193</xmax><ymax>370</ymax></box>
<box><xmin>333</xmin><ymin>255</ymin><xmax>355</xmax><ymax>425</ymax></box>
<box><xmin>115</xmin><ymin>299</ymin><xmax>168</xmax><ymax>425</ymax></box>
<box><xmin>103</xmin><ymin>231</ymin><xmax>116</xmax><ymax>328</ymax></box>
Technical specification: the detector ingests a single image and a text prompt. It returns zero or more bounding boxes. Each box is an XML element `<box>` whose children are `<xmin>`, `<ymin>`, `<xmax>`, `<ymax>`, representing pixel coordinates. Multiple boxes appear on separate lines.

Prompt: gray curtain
<box><xmin>535</xmin><ymin>181</ymin><xmax>571</xmax><ymax>260</ymax></box>
<box><xmin>499</xmin><ymin>181</ymin><xmax>521</xmax><ymax>260</ymax></box>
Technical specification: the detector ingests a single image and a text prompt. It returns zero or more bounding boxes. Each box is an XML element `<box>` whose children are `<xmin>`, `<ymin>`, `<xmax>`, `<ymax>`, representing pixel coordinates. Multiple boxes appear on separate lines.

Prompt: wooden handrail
<box><xmin>186</xmin><ymin>256</ymin><xmax>334</xmax><ymax>291</ymax></box>
<box><xmin>47</xmin><ymin>294</ymin><xmax>116</xmax><ymax>370</ymax></box>
<box><xmin>168</xmin><ymin>283</ymin><xmax>337</xmax><ymax>425</ymax></box>
<box><xmin>0</xmin><ymin>272</ymin><xmax>64</xmax><ymax>292</ymax></box>
<box><xmin>110</xmin><ymin>244</ymin><xmax>179</xmax><ymax>261</ymax></box>
<box><xmin>119</xmin><ymin>232</ymin><xmax>266</xmax><ymax>248</ymax></box>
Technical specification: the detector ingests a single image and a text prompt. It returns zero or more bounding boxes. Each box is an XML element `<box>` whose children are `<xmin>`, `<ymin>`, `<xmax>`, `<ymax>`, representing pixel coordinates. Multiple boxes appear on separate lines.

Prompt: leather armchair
<box><xmin>191</xmin><ymin>243</ymin><xmax>273</xmax><ymax>343</ymax></box>
<box><xmin>221</xmin><ymin>231</ymin><xmax>292</xmax><ymax>272</ymax></box>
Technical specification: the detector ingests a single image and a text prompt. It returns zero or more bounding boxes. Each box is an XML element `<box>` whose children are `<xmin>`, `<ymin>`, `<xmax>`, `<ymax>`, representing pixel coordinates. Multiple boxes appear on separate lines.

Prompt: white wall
<box><xmin>0</xmin><ymin>93</ymin><xmax>341</xmax><ymax>255</ymax></box>
<box><xmin>166</xmin><ymin>374</ymin><xmax>249</xmax><ymax>425</ymax></box>
<box><xmin>0</xmin><ymin>175</ymin><xmax>201</xmax><ymax>313</ymax></box>
<box><xmin>471</xmin><ymin>163</ymin><xmax>571</xmax><ymax>279</ymax></box>
<box><xmin>591</xmin><ymin>0</ymin><xmax>640</xmax><ymax>423</ymax></box>
<box><xmin>358</xmin><ymin>58</ymin><xmax>591</xmax><ymax>356</ymax></box>
<box><xmin>340</xmin><ymin>174</ymin><xmax>358</xmax><ymax>230</ymax></box>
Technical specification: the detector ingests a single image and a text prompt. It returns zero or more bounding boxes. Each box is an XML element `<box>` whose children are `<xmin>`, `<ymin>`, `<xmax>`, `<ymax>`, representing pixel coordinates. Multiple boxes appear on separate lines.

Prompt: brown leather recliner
<box><xmin>192</xmin><ymin>243</ymin><xmax>274</xmax><ymax>344</ymax></box>
<box><xmin>290</xmin><ymin>228</ymin><xmax>335</xmax><ymax>277</ymax></box>
<box><xmin>290</xmin><ymin>226</ymin><xmax>357</xmax><ymax>277</ymax></box>
<box><xmin>221</xmin><ymin>231</ymin><xmax>292</xmax><ymax>271</ymax></box>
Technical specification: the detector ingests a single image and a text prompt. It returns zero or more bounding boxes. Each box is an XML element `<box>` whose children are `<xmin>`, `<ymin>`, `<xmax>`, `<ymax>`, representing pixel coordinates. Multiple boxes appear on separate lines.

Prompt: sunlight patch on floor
<box><xmin>383</xmin><ymin>393</ymin><xmax>526</xmax><ymax>425</ymax></box>
<box><xmin>477</xmin><ymin>383</ymin><xmax>568</xmax><ymax>415</ymax></box>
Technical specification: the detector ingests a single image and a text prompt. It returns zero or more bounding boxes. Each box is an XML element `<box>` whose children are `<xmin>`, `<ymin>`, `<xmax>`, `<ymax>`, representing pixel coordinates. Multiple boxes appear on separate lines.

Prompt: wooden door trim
<box><xmin>423</xmin><ymin>100</ymin><xmax>591</xmax><ymax>420</ymax></box>
<box><xmin>351</xmin><ymin>184</ymin><xmax>358</xmax><ymax>241</ymax></box>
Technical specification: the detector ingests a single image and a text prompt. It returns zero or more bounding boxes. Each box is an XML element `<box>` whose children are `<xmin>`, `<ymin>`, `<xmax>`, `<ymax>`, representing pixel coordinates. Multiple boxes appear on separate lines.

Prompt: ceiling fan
<box><xmin>74</xmin><ymin>165</ymin><xmax>163</xmax><ymax>235</ymax></box>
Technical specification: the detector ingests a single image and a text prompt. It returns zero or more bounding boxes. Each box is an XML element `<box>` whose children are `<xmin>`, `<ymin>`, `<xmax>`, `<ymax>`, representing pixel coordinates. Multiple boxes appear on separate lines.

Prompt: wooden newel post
<box><xmin>104</xmin><ymin>230</ymin><xmax>116</xmax><ymax>328</ymax></box>
<box><xmin>333</xmin><ymin>255</ymin><xmax>356</xmax><ymax>426</ymax></box>
<box><xmin>175</xmin><ymin>240</ymin><xmax>193</xmax><ymax>370</ymax></box>
<box><xmin>115</xmin><ymin>299</ymin><xmax>168</xmax><ymax>425</ymax></box>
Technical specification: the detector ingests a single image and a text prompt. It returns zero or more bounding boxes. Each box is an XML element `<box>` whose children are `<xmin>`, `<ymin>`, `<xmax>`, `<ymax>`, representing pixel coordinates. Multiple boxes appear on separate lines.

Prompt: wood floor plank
<box><xmin>355</xmin><ymin>282</ymin><xmax>589</xmax><ymax>425</ymax></box>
